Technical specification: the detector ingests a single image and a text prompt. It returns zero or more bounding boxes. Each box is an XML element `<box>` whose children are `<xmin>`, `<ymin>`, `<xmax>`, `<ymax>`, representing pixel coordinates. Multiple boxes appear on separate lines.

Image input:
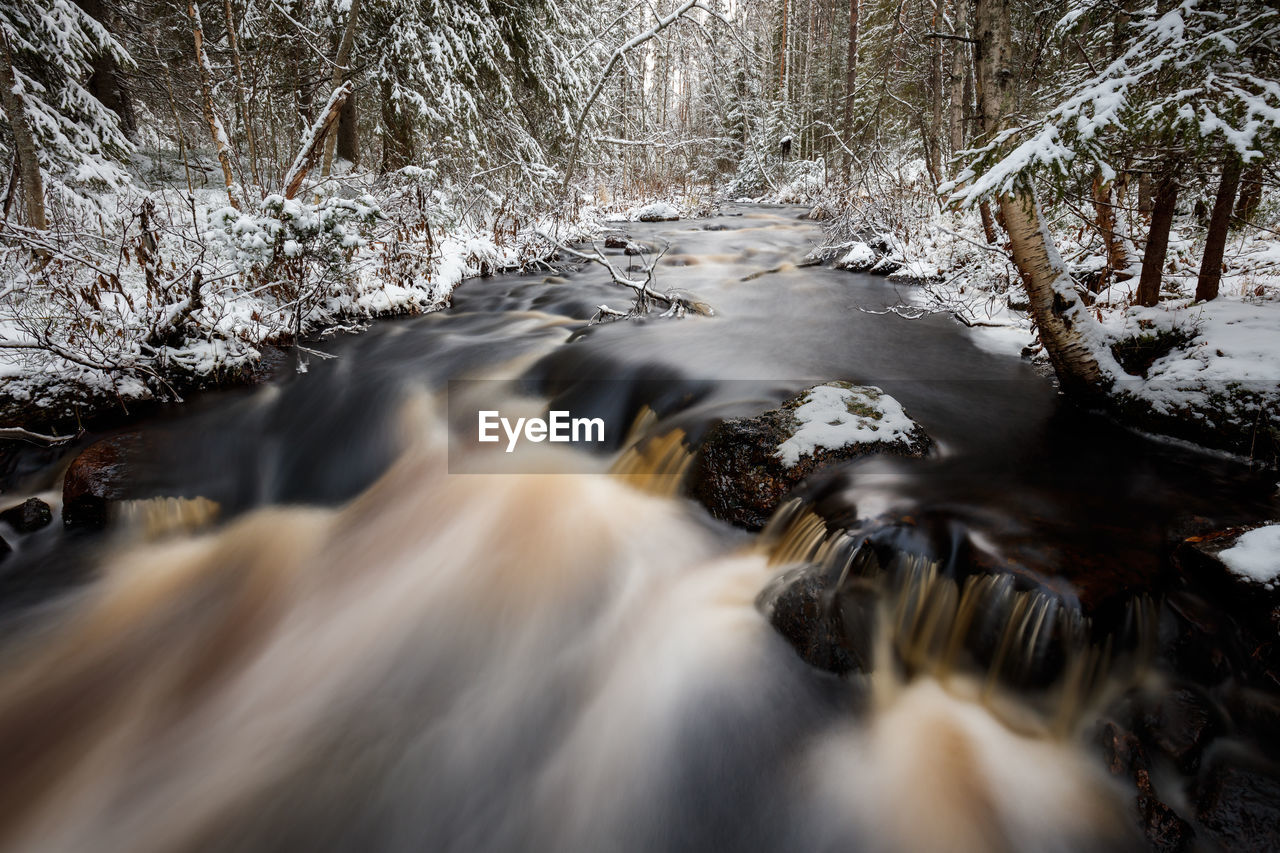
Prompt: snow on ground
<box><xmin>820</xmin><ymin>200</ymin><xmax>1280</xmax><ymax>436</ymax></box>
<box><xmin>1218</xmin><ymin>525</ymin><xmax>1280</xmax><ymax>587</ymax></box>
<box><xmin>776</xmin><ymin>383</ymin><xmax>922</xmax><ymax>466</ymax></box>
<box><xmin>0</xmin><ymin>179</ymin><xmax>602</xmax><ymax>418</ymax></box>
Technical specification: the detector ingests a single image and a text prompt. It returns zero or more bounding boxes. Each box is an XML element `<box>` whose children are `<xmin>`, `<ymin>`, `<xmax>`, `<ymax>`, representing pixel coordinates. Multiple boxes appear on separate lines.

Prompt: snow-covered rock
<box><xmin>635</xmin><ymin>201</ymin><xmax>682</xmax><ymax>222</ymax></box>
<box><xmin>837</xmin><ymin>242</ymin><xmax>877</xmax><ymax>271</ymax></box>
<box><xmin>888</xmin><ymin>260</ymin><xmax>943</xmax><ymax>284</ymax></box>
<box><xmin>1218</xmin><ymin>525</ymin><xmax>1280</xmax><ymax>587</ymax></box>
<box><xmin>689</xmin><ymin>382</ymin><xmax>931</xmax><ymax>529</ymax></box>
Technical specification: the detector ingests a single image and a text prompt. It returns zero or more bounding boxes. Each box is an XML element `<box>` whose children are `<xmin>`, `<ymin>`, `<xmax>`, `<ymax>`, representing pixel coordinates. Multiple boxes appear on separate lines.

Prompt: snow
<box><xmin>776</xmin><ymin>384</ymin><xmax>922</xmax><ymax>466</ymax></box>
<box><xmin>838</xmin><ymin>242</ymin><xmax>877</xmax><ymax>271</ymax></box>
<box><xmin>888</xmin><ymin>260</ymin><xmax>942</xmax><ymax>283</ymax></box>
<box><xmin>1218</xmin><ymin>525</ymin><xmax>1280</xmax><ymax>587</ymax></box>
<box><xmin>631</xmin><ymin>201</ymin><xmax>682</xmax><ymax>222</ymax></box>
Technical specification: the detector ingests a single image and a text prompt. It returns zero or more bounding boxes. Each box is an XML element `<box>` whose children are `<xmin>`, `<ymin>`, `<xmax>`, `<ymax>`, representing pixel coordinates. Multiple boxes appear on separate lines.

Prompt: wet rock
<box><xmin>689</xmin><ymin>383</ymin><xmax>931</xmax><ymax>530</ymax></box>
<box><xmin>756</xmin><ymin>563</ymin><xmax>877</xmax><ymax>675</ymax></box>
<box><xmin>603</xmin><ymin>234</ymin><xmax>629</xmax><ymax>249</ymax></box>
<box><xmin>1136</xmin><ymin>768</ymin><xmax>1196</xmax><ymax>853</ymax></box>
<box><xmin>1180</xmin><ymin>522</ymin><xmax>1280</xmax><ymax>590</ymax></box>
<box><xmin>1193</xmin><ymin>754</ymin><xmax>1280</xmax><ymax>850</ymax></box>
<box><xmin>1141</xmin><ymin>687</ymin><xmax>1223</xmax><ymax>773</ymax></box>
<box><xmin>1096</xmin><ymin>719</ymin><xmax>1196</xmax><ymax>852</ymax></box>
<box><xmin>1172</xmin><ymin>526</ymin><xmax>1280</xmax><ymax>683</ymax></box>
<box><xmin>624</xmin><ymin>242</ymin><xmax>646</xmax><ymax>256</ymax></box>
<box><xmin>0</xmin><ymin>497</ymin><xmax>53</xmax><ymax>533</ymax></box>
<box><xmin>62</xmin><ymin>432</ymin><xmax>148</xmax><ymax>531</ymax></box>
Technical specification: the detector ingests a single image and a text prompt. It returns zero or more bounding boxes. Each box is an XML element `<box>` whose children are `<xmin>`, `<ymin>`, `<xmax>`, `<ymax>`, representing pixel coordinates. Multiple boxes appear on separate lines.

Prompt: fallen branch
<box><xmin>0</xmin><ymin>427</ymin><xmax>76</xmax><ymax>445</ymax></box>
<box><xmin>283</xmin><ymin>82</ymin><xmax>353</xmax><ymax>200</ymax></box>
<box><xmin>537</xmin><ymin>230</ymin><xmax>712</xmax><ymax>319</ymax></box>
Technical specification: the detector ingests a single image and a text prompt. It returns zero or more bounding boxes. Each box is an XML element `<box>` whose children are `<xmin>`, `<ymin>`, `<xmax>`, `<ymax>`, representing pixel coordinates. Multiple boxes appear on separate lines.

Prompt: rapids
<box><xmin>0</xmin><ymin>205</ymin><xmax>1275</xmax><ymax>852</ymax></box>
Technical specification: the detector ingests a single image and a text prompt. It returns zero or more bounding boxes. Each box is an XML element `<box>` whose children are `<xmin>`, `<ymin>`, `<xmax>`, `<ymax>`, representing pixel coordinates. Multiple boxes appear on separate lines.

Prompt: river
<box><xmin>0</xmin><ymin>204</ymin><xmax>1275</xmax><ymax>851</ymax></box>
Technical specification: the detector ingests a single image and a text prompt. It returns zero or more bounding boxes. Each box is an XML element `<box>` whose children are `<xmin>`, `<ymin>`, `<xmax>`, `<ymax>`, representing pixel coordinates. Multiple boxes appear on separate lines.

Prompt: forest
<box><xmin>0</xmin><ymin>0</ymin><xmax>1278</xmax><ymax>851</ymax></box>
<box><xmin>0</xmin><ymin>0</ymin><xmax>1275</xmax><ymax>452</ymax></box>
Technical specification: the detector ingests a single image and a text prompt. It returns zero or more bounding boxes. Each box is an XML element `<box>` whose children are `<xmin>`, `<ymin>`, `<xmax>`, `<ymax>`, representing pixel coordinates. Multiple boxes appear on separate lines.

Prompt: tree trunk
<box><xmin>283</xmin><ymin>84</ymin><xmax>350</xmax><ymax>199</ymax></box>
<box><xmin>779</xmin><ymin>0</ymin><xmax>790</xmax><ymax>96</ymax></box>
<box><xmin>841</xmin><ymin>0</ymin><xmax>860</xmax><ymax>175</ymax></box>
<box><xmin>336</xmin><ymin>89</ymin><xmax>359</xmax><ymax>166</ymax></box>
<box><xmin>1092</xmin><ymin>171</ymin><xmax>1131</xmax><ymax>289</ymax></box>
<box><xmin>1135</xmin><ymin>170</ymin><xmax>1178</xmax><ymax>307</ymax></box>
<box><xmin>75</xmin><ymin>0</ymin><xmax>137</xmax><ymax>139</ymax></box>
<box><xmin>189</xmin><ymin>1</ymin><xmax>240</xmax><ymax>210</ymax></box>
<box><xmin>320</xmin><ymin>0</ymin><xmax>361</xmax><ymax>180</ymax></box>
<box><xmin>947</xmin><ymin>0</ymin><xmax>967</xmax><ymax>160</ymax></box>
<box><xmin>1195</xmin><ymin>154</ymin><xmax>1242</xmax><ymax>303</ymax></box>
<box><xmin>1234</xmin><ymin>163</ymin><xmax>1264</xmax><ymax>223</ymax></box>
<box><xmin>379</xmin><ymin>80</ymin><xmax>414</xmax><ymax>173</ymax></box>
<box><xmin>0</xmin><ymin>27</ymin><xmax>47</xmax><ymax>230</ymax></box>
<box><xmin>222</xmin><ymin>0</ymin><xmax>260</xmax><ymax>190</ymax></box>
<box><xmin>974</xmin><ymin>0</ymin><xmax>1107</xmax><ymax>398</ymax></box>
<box><xmin>978</xmin><ymin>201</ymin><xmax>997</xmax><ymax>243</ymax></box>
<box><xmin>1000</xmin><ymin>192</ymin><xmax>1108</xmax><ymax>397</ymax></box>
<box><xmin>1137</xmin><ymin>171</ymin><xmax>1153</xmax><ymax>213</ymax></box>
<box><xmin>928</xmin><ymin>0</ymin><xmax>944</xmax><ymax>181</ymax></box>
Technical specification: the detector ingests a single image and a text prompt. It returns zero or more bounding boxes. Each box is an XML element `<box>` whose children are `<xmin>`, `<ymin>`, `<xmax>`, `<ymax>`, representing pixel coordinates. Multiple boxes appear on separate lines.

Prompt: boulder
<box><xmin>62</xmin><ymin>432</ymin><xmax>148</xmax><ymax>531</ymax></box>
<box><xmin>1182</xmin><ymin>523</ymin><xmax>1280</xmax><ymax>590</ymax></box>
<box><xmin>1194</xmin><ymin>755</ymin><xmax>1280</xmax><ymax>850</ymax></box>
<box><xmin>0</xmin><ymin>497</ymin><xmax>53</xmax><ymax>533</ymax></box>
<box><xmin>836</xmin><ymin>242</ymin><xmax>877</xmax><ymax>272</ymax></box>
<box><xmin>1096</xmin><ymin>718</ymin><xmax>1197</xmax><ymax>852</ymax></box>
<box><xmin>636</xmin><ymin>201</ymin><xmax>681</xmax><ymax>222</ymax></box>
<box><xmin>603</xmin><ymin>234</ymin><xmax>629</xmax><ymax>249</ymax></box>
<box><xmin>756</xmin><ymin>562</ymin><xmax>878</xmax><ymax>675</ymax></box>
<box><xmin>689</xmin><ymin>382</ymin><xmax>930</xmax><ymax>529</ymax></box>
<box><xmin>624</xmin><ymin>242</ymin><xmax>645</xmax><ymax>256</ymax></box>
<box><xmin>1141</xmin><ymin>687</ymin><xmax>1223</xmax><ymax>774</ymax></box>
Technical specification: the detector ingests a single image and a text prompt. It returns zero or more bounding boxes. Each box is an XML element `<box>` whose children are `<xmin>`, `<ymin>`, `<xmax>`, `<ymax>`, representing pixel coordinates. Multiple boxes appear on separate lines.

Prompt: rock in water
<box><xmin>1194</xmin><ymin>756</ymin><xmax>1280</xmax><ymax>850</ymax></box>
<box><xmin>636</xmin><ymin>201</ymin><xmax>681</xmax><ymax>222</ymax></box>
<box><xmin>689</xmin><ymin>382</ymin><xmax>930</xmax><ymax>529</ymax></box>
<box><xmin>603</xmin><ymin>234</ymin><xmax>629</xmax><ymax>249</ymax></box>
<box><xmin>0</xmin><ymin>497</ymin><xmax>53</xmax><ymax>533</ymax></box>
<box><xmin>63</xmin><ymin>433</ymin><xmax>148</xmax><ymax>531</ymax></box>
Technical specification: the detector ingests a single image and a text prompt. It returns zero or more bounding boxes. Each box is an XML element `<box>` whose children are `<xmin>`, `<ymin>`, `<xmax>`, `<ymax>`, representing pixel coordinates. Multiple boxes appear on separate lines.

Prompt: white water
<box><xmin>0</xmin><ymin>398</ymin><xmax>1133</xmax><ymax>852</ymax></box>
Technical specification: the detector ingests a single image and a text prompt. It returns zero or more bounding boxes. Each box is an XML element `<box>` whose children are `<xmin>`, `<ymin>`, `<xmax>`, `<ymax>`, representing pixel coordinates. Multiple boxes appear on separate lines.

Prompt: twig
<box><xmin>0</xmin><ymin>427</ymin><xmax>76</xmax><ymax>445</ymax></box>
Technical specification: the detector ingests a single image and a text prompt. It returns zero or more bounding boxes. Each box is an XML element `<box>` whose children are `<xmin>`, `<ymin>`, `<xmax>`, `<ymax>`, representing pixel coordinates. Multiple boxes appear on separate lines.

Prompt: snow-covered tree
<box><xmin>0</xmin><ymin>0</ymin><xmax>134</xmax><ymax>223</ymax></box>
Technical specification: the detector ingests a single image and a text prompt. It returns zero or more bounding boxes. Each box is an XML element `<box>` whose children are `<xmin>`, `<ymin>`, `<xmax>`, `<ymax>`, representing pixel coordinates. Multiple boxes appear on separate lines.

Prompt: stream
<box><xmin>0</xmin><ymin>204</ymin><xmax>1276</xmax><ymax>851</ymax></box>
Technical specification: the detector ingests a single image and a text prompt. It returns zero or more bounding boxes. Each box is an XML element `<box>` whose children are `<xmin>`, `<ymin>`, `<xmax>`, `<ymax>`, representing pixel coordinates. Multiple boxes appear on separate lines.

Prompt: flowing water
<box><xmin>0</xmin><ymin>205</ymin><xmax>1276</xmax><ymax>852</ymax></box>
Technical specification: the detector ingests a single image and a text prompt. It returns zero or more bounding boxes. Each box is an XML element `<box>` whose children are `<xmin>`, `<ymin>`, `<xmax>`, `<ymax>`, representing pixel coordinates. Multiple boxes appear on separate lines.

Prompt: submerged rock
<box><xmin>0</xmin><ymin>497</ymin><xmax>53</xmax><ymax>533</ymax></box>
<box><xmin>689</xmin><ymin>382</ymin><xmax>930</xmax><ymax>529</ymax></box>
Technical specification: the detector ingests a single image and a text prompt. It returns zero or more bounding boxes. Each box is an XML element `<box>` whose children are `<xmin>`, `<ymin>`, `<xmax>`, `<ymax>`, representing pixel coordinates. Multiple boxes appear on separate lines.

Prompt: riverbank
<box><xmin>812</xmin><ymin>201</ymin><xmax>1280</xmax><ymax>468</ymax></box>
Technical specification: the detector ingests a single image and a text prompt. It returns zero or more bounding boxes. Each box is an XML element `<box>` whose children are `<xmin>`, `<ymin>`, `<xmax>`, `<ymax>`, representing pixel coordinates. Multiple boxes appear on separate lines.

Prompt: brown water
<box><xmin>0</xmin><ymin>204</ymin><xmax>1275</xmax><ymax>852</ymax></box>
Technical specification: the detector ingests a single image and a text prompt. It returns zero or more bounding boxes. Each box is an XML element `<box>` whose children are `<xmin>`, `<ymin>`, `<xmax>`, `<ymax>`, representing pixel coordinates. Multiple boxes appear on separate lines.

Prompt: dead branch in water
<box><xmin>536</xmin><ymin>231</ymin><xmax>712</xmax><ymax>321</ymax></box>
